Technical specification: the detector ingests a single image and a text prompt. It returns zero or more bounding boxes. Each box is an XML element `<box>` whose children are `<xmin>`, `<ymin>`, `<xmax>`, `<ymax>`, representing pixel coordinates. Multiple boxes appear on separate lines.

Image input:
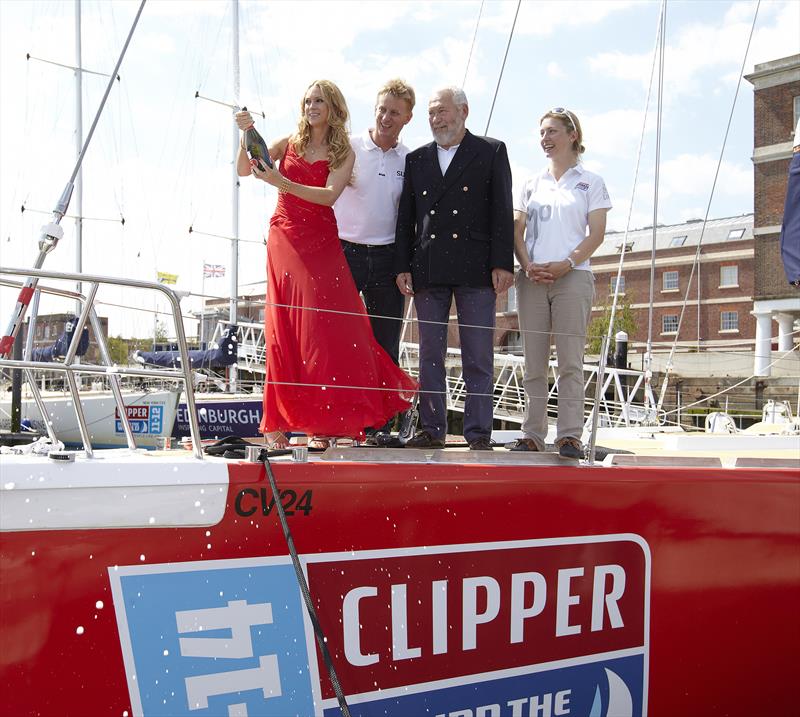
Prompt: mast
<box><xmin>229</xmin><ymin>0</ymin><xmax>240</xmax><ymax>392</ymax></box>
<box><xmin>75</xmin><ymin>0</ymin><xmax>83</xmax><ymax>304</ymax></box>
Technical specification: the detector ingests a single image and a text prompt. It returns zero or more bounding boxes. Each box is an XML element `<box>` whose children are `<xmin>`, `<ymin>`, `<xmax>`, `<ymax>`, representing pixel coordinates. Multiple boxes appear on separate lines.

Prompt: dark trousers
<box><xmin>340</xmin><ymin>240</ymin><xmax>404</xmax><ymax>364</ymax></box>
<box><xmin>341</xmin><ymin>240</ymin><xmax>405</xmax><ymax>432</ymax></box>
<box><xmin>414</xmin><ymin>286</ymin><xmax>496</xmax><ymax>442</ymax></box>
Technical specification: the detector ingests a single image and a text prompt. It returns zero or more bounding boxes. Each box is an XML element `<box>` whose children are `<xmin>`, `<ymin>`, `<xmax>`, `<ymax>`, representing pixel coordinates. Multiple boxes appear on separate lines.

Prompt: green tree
<box><xmin>107</xmin><ymin>336</ymin><xmax>129</xmax><ymax>365</ymax></box>
<box><xmin>587</xmin><ymin>292</ymin><xmax>636</xmax><ymax>355</ymax></box>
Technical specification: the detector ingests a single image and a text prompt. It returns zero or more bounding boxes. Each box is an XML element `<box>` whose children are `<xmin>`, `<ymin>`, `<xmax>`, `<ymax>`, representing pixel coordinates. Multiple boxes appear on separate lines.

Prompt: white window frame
<box><xmin>670</xmin><ymin>235</ymin><xmax>687</xmax><ymax>247</ymax></box>
<box><xmin>726</xmin><ymin>228</ymin><xmax>745</xmax><ymax>241</ymax></box>
<box><xmin>505</xmin><ymin>330</ymin><xmax>523</xmax><ymax>354</ymax></box>
<box><xmin>719</xmin><ymin>265</ymin><xmax>738</xmax><ymax>288</ymax></box>
<box><xmin>662</xmin><ymin>270</ymin><xmax>679</xmax><ymax>292</ymax></box>
<box><xmin>506</xmin><ymin>285</ymin><xmax>517</xmax><ymax>313</ymax></box>
<box><xmin>661</xmin><ymin>314</ymin><xmax>679</xmax><ymax>334</ymax></box>
<box><xmin>609</xmin><ymin>275</ymin><xmax>625</xmax><ymax>294</ymax></box>
<box><xmin>794</xmin><ymin>95</ymin><xmax>800</xmax><ymax>132</ymax></box>
<box><xmin>720</xmin><ymin>311</ymin><xmax>739</xmax><ymax>333</ymax></box>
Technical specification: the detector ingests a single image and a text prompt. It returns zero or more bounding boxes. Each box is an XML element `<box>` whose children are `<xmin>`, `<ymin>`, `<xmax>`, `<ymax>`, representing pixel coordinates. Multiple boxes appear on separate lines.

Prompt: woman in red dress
<box><xmin>235</xmin><ymin>80</ymin><xmax>416</xmax><ymax>448</ymax></box>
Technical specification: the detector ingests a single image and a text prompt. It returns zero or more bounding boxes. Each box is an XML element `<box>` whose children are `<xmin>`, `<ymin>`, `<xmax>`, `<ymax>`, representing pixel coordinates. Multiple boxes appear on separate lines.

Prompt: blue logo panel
<box><xmin>324</xmin><ymin>655</ymin><xmax>644</xmax><ymax>717</ymax></box>
<box><xmin>115</xmin><ymin>405</ymin><xmax>164</xmax><ymax>435</ymax></box>
<box><xmin>115</xmin><ymin>562</ymin><xmax>316</xmax><ymax>717</ymax></box>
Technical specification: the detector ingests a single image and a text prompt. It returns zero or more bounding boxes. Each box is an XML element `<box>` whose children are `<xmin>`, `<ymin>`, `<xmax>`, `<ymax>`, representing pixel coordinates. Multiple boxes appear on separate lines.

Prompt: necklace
<box><xmin>308</xmin><ymin>143</ymin><xmax>326</xmax><ymax>156</ymax></box>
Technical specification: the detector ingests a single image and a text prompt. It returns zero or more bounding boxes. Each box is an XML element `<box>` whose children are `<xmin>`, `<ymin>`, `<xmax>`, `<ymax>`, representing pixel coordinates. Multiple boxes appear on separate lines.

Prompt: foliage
<box><xmin>586</xmin><ymin>292</ymin><xmax>637</xmax><ymax>355</ymax></box>
<box><xmin>107</xmin><ymin>335</ymin><xmax>160</xmax><ymax>365</ymax></box>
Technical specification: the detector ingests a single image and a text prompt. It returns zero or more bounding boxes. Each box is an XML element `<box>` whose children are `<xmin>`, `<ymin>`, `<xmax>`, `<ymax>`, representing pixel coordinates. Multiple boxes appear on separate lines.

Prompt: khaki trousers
<box><xmin>516</xmin><ymin>268</ymin><xmax>595</xmax><ymax>449</ymax></box>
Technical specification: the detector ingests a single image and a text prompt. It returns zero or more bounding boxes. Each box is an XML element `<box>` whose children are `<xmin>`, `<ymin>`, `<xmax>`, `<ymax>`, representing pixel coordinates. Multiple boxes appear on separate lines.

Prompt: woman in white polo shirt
<box><xmin>510</xmin><ymin>108</ymin><xmax>611</xmax><ymax>459</ymax></box>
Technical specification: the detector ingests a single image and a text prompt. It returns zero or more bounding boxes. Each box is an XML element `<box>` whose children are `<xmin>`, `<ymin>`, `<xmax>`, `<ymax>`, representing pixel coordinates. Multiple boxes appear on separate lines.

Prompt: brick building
<box><xmin>491</xmin><ymin>216</ymin><xmax>757</xmax><ymax>358</ymax></box>
<box><xmin>589</xmin><ymin>216</ymin><xmax>756</xmax><ymax>352</ymax></box>
<box><xmin>744</xmin><ymin>53</ymin><xmax>800</xmax><ymax>375</ymax></box>
<box><xmin>21</xmin><ymin>313</ymin><xmax>109</xmax><ymax>364</ymax></box>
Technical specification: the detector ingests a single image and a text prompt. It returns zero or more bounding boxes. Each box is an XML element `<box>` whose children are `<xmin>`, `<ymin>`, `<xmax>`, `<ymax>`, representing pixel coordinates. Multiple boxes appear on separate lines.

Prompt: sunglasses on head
<box><xmin>550</xmin><ymin>107</ymin><xmax>577</xmax><ymax>129</ymax></box>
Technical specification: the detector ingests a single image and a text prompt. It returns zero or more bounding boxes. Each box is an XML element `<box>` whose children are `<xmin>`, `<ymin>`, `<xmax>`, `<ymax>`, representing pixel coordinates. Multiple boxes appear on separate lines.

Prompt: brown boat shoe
<box><xmin>509</xmin><ymin>437</ymin><xmax>541</xmax><ymax>452</ymax></box>
<box><xmin>555</xmin><ymin>436</ymin><xmax>584</xmax><ymax>459</ymax></box>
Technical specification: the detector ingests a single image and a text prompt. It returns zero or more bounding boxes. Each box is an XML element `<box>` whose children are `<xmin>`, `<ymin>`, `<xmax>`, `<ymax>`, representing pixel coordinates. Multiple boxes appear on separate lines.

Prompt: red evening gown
<box><xmin>259</xmin><ymin>144</ymin><xmax>416</xmax><ymax>438</ymax></box>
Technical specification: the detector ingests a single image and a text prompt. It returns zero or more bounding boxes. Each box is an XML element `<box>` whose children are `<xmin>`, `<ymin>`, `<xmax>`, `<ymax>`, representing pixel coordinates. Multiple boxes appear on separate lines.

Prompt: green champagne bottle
<box><xmin>241</xmin><ymin>106</ymin><xmax>272</xmax><ymax>171</ymax></box>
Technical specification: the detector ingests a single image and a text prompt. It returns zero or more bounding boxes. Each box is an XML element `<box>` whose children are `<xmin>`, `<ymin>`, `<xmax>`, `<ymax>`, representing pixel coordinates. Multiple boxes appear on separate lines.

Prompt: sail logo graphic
<box><xmin>109</xmin><ymin>558</ymin><xmax>321</xmax><ymax>717</ymax></box>
<box><xmin>110</xmin><ymin>535</ymin><xmax>649</xmax><ymax>716</ymax></box>
<box><xmin>114</xmin><ymin>404</ymin><xmax>164</xmax><ymax>435</ymax></box>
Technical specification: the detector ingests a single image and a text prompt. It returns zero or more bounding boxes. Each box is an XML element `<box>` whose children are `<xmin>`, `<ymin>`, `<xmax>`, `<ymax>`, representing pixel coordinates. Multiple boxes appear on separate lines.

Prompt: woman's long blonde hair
<box><xmin>291</xmin><ymin>79</ymin><xmax>351</xmax><ymax>171</ymax></box>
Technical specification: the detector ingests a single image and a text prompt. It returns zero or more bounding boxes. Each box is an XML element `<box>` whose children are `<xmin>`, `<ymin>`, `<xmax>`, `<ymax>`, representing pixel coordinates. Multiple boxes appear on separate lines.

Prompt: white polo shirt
<box><xmin>514</xmin><ymin>164</ymin><xmax>612</xmax><ymax>271</ymax></box>
<box><xmin>334</xmin><ymin>129</ymin><xmax>409</xmax><ymax>246</ymax></box>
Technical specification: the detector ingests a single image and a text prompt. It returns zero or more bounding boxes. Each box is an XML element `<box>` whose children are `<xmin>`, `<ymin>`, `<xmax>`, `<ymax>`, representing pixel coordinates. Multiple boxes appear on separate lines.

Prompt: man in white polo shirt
<box><xmin>334</xmin><ymin>79</ymin><xmax>415</xmax><ymax>442</ymax></box>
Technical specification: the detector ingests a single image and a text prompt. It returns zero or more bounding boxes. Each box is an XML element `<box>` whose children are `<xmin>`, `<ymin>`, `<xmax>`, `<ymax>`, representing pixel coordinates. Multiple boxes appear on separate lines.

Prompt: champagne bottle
<box><xmin>241</xmin><ymin>106</ymin><xmax>273</xmax><ymax>171</ymax></box>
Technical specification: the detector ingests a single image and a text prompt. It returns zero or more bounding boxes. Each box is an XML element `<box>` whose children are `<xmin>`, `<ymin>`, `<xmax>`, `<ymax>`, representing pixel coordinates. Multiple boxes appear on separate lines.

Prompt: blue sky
<box><xmin>1</xmin><ymin>0</ymin><xmax>798</xmax><ymax>337</ymax></box>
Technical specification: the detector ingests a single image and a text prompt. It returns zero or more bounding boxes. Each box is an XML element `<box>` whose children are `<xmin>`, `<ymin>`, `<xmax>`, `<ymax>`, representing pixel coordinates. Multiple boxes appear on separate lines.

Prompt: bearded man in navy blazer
<box><xmin>395</xmin><ymin>86</ymin><xmax>514</xmax><ymax>450</ymax></box>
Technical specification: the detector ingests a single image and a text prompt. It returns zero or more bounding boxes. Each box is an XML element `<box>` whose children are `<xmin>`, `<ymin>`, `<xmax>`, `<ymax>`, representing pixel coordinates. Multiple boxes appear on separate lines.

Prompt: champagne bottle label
<box><xmin>245</xmin><ymin>125</ymin><xmax>273</xmax><ymax>171</ymax></box>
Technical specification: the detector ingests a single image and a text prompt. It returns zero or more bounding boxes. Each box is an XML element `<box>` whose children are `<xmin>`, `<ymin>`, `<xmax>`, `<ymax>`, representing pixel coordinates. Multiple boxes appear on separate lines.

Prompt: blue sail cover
<box><xmin>31</xmin><ymin>318</ymin><xmax>90</xmax><ymax>362</ymax></box>
<box><xmin>134</xmin><ymin>326</ymin><xmax>238</xmax><ymax>369</ymax></box>
<box><xmin>780</xmin><ymin>151</ymin><xmax>800</xmax><ymax>285</ymax></box>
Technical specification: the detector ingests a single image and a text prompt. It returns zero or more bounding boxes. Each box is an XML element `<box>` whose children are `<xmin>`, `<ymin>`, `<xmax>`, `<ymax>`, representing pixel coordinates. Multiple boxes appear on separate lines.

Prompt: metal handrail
<box><xmin>0</xmin><ymin>266</ymin><xmax>204</xmax><ymax>459</ymax></box>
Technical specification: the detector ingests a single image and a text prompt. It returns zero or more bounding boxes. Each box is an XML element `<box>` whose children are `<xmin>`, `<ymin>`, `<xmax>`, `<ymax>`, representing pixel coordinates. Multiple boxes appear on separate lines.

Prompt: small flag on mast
<box><xmin>203</xmin><ymin>263</ymin><xmax>226</xmax><ymax>278</ymax></box>
<box><xmin>157</xmin><ymin>271</ymin><xmax>178</xmax><ymax>285</ymax></box>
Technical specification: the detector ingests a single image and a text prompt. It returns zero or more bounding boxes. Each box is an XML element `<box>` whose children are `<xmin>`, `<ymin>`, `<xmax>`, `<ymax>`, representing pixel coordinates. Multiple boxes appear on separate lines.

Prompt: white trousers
<box><xmin>516</xmin><ymin>268</ymin><xmax>595</xmax><ymax>449</ymax></box>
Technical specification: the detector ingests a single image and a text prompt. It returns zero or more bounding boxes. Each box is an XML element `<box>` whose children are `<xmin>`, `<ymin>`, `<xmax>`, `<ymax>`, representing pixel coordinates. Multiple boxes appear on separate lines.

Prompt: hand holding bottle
<box><xmin>235</xmin><ymin>107</ymin><xmax>273</xmax><ymax>171</ymax></box>
<box><xmin>235</xmin><ymin>110</ymin><xmax>253</xmax><ymax>131</ymax></box>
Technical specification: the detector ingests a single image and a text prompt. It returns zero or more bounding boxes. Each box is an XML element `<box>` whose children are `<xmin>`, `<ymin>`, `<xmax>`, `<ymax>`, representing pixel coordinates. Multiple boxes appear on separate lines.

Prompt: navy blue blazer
<box><xmin>394</xmin><ymin>130</ymin><xmax>514</xmax><ymax>289</ymax></box>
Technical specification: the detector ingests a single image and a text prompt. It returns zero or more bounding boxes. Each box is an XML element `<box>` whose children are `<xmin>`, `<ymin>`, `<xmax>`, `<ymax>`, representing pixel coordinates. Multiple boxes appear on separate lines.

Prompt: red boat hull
<box><xmin>1</xmin><ymin>460</ymin><xmax>798</xmax><ymax>716</ymax></box>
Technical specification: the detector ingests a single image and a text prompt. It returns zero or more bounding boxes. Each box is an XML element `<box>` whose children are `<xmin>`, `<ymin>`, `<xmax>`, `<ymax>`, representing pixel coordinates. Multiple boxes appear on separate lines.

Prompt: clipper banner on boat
<box><xmin>109</xmin><ymin>535</ymin><xmax>650</xmax><ymax>717</ymax></box>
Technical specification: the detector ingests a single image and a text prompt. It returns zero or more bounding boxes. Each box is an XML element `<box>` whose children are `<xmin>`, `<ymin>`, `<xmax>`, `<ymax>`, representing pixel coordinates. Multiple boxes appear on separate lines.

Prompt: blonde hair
<box><xmin>376</xmin><ymin>78</ymin><xmax>416</xmax><ymax>111</ymax></box>
<box><xmin>540</xmin><ymin>108</ymin><xmax>585</xmax><ymax>155</ymax></box>
<box><xmin>291</xmin><ymin>79</ymin><xmax>351</xmax><ymax>170</ymax></box>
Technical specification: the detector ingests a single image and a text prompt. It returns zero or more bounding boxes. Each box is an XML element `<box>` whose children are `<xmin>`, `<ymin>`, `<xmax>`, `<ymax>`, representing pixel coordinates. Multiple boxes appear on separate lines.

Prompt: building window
<box><xmin>662</xmin><ymin>270</ymin><xmax>679</xmax><ymax>291</ymax></box>
<box><xmin>506</xmin><ymin>285</ymin><xmax>517</xmax><ymax>312</ymax></box>
<box><xmin>616</xmin><ymin>241</ymin><xmax>634</xmax><ymax>253</ymax></box>
<box><xmin>794</xmin><ymin>95</ymin><xmax>800</xmax><ymax>131</ymax></box>
<box><xmin>609</xmin><ymin>275</ymin><xmax>625</xmax><ymax>294</ymax></box>
<box><xmin>726</xmin><ymin>228</ymin><xmax>745</xmax><ymax>241</ymax></box>
<box><xmin>504</xmin><ymin>331</ymin><xmax>523</xmax><ymax>355</ymax></box>
<box><xmin>258</xmin><ymin>308</ymin><xmax>265</xmax><ymax>322</ymax></box>
<box><xmin>662</xmin><ymin>314</ymin><xmax>679</xmax><ymax>334</ymax></box>
<box><xmin>670</xmin><ymin>235</ymin><xmax>687</xmax><ymax>247</ymax></box>
<box><xmin>720</xmin><ymin>265</ymin><xmax>738</xmax><ymax>287</ymax></box>
<box><xmin>720</xmin><ymin>311</ymin><xmax>739</xmax><ymax>332</ymax></box>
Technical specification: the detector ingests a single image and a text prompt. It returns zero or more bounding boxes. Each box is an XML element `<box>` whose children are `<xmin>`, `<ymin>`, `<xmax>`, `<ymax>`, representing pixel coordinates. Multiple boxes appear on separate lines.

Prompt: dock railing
<box><xmin>221</xmin><ymin>320</ymin><xmax>663</xmax><ymax>430</ymax></box>
<box><xmin>0</xmin><ymin>266</ymin><xmax>205</xmax><ymax>459</ymax></box>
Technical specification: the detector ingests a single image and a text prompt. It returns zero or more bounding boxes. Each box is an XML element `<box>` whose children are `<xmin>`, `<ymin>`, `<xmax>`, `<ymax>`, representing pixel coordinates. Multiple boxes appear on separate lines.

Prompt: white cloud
<box><xmin>482</xmin><ymin>0</ymin><xmax>636</xmax><ymax>36</ymax></box>
<box><xmin>579</xmin><ymin>108</ymin><xmax>655</xmax><ymax>159</ymax></box>
<box><xmin>659</xmin><ymin>153</ymin><xmax>752</xmax><ymax>200</ymax></box>
<box><xmin>588</xmin><ymin>1</ymin><xmax>800</xmax><ymax>101</ymax></box>
<box><xmin>546</xmin><ymin>61</ymin><xmax>565</xmax><ymax>78</ymax></box>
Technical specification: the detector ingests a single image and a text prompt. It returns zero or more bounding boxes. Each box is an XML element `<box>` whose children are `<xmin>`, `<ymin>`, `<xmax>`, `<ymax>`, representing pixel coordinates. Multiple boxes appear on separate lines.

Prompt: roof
<box><xmin>595</xmin><ymin>214</ymin><xmax>753</xmax><ymax>258</ymax></box>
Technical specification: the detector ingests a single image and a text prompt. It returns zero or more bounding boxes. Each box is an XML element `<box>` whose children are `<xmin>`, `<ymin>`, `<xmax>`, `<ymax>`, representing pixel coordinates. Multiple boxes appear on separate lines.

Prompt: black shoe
<box><xmin>469</xmin><ymin>437</ymin><xmax>494</xmax><ymax>451</ymax></box>
<box><xmin>509</xmin><ymin>438</ymin><xmax>540</xmax><ymax>452</ymax></box>
<box><xmin>556</xmin><ymin>437</ymin><xmax>584</xmax><ymax>459</ymax></box>
<box><xmin>405</xmin><ymin>430</ymin><xmax>445</xmax><ymax>449</ymax></box>
<box><xmin>376</xmin><ymin>433</ymin><xmax>404</xmax><ymax>448</ymax></box>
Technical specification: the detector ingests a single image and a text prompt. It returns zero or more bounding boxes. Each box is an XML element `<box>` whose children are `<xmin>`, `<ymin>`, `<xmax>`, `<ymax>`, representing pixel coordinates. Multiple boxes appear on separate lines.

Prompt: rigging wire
<box><xmin>644</xmin><ymin>0</ymin><xmax>666</xmax><ymax>383</ymax></box>
<box><xmin>484</xmin><ymin>0</ymin><xmax>521</xmax><ymax>135</ymax></box>
<box><xmin>462</xmin><ymin>0</ymin><xmax>485</xmax><ymax>88</ymax></box>
<box><xmin>656</xmin><ymin>0</ymin><xmax>762</xmax><ymax>410</ymax></box>
<box><xmin>603</xmin><ymin>3</ymin><xmax>664</xmax><ymax>364</ymax></box>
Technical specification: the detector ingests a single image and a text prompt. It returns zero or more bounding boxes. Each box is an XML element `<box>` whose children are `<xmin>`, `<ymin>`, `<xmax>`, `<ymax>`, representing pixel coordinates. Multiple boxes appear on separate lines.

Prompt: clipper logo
<box><xmin>309</xmin><ymin>535</ymin><xmax>649</xmax><ymax>717</ymax></box>
<box><xmin>576</xmin><ymin>182</ymin><xmax>590</xmax><ymax>191</ymax></box>
<box><xmin>110</xmin><ymin>535</ymin><xmax>649</xmax><ymax>717</ymax></box>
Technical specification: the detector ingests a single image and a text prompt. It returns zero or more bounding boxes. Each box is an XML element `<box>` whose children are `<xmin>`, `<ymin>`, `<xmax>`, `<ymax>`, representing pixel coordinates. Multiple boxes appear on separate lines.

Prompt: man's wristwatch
<box><xmin>566</xmin><ymin>256</ymin><xmax>575</xmax><ymax>270</ymax></box>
